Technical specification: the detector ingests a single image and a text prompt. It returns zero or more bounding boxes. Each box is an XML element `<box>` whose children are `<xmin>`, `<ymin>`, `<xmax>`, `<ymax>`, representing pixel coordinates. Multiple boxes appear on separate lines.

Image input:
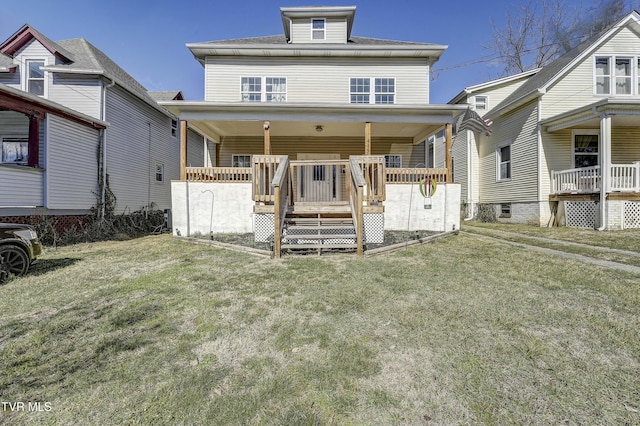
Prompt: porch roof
<box><xmin>160</xmin><ymin>101</ymin><xmax>467</xmax><ymax>143</ymax></box>
<box><xmin>540</xmin><ymin>99</ymin><xmax>640</xmax><ymax>132</ymax></box>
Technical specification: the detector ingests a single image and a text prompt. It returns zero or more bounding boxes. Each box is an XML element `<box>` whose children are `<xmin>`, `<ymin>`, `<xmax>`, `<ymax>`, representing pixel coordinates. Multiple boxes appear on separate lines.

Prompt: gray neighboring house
<box><xmin>0</xmin><ymin>24</ymin><xmax>180</xmax><ymax>230</ymax></box>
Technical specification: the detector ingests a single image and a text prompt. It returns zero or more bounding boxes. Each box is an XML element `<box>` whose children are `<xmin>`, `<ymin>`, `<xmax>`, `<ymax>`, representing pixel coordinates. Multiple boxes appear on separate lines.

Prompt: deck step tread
<box><xmin>283</xmin><ymin>234</ymin><xmax>356</xmax><ymax>240</ymax></box>
<box><xmin>285</xmin><ymin>217</ymin><xmax>353</xmax><ymax>223</ymax></box>
<box><xmin>282</xmin><ymin>244</ymin><xmax>358</xmax><ymax>249</ymax></box>
<box><xmin>286</xmin><ymin>225</ymin><xmax>355</xmax><ymax>231</ymax></box>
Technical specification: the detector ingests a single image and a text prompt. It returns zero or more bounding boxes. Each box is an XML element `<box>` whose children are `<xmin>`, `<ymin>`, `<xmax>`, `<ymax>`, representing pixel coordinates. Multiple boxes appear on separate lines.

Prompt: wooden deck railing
<box><xmin>185</xmin><ymin>167</ymin><xmax>251</xmax><ymax>182</ymax></box>
<box><xmin>349</xmin><ymin>157</ymin><xmax>366</xmax><ymax>257</ymax></box>
<box><xmin>552</xmin><ymin>163</ymin><xmax>640</xmax><ymax>194</ymax></box>
<box><xmin>351</xmin><ymin>155</ymin><xmax>386</xmax><ymax>205</ymax></box>
<box><xmin>252</xmin><ymin>155</ymin><xmax>287</xmax><ymax>203</ymax></box>
<box><xmin>272</xmin><ymin>157</ymin><xmax>291</xmax><ymax>258</ymax></box>
<box><xmin>386</xmin><ymin>168</ymin><xmax>448</xmax><ymax>184</ymax></box>
<box><xmin>289</xmin><ymin>160</ymin><xmax>348</xmax><ymax>203</ymax></box>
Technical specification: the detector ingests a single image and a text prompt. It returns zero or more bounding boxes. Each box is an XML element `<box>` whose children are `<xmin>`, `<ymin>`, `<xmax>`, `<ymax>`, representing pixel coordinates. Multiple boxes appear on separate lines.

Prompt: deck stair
<box><xmin>281</xmin><ymin>213</ymin><xmax>357</xmax><ymax>254</ymax></box>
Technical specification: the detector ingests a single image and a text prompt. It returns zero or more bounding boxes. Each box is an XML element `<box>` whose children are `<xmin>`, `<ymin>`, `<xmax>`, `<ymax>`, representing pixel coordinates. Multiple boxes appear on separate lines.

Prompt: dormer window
<box><xmin>312</xmin><ymin>19</ymin><xmax>325</xmax><ymax>40</ymax></box>
<box><xmin>26</xmin><ymin>59</ymin><xmax>45</xmax><ymax>96</ymax></box>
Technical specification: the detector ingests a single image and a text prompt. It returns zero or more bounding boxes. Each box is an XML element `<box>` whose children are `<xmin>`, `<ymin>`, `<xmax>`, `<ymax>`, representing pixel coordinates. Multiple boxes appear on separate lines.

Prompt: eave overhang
<box><xmin>541</xmin><ymin>98</ymin><xmax>640</xmax><ymax>132</ymax></box>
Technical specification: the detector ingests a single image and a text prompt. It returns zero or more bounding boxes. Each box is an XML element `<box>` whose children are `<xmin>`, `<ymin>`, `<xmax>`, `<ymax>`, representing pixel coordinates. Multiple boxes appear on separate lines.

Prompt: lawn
<box><xmin>1</xmin><ymin>233</ymin><xmax>639</xmax><ymax>425</ymax></box>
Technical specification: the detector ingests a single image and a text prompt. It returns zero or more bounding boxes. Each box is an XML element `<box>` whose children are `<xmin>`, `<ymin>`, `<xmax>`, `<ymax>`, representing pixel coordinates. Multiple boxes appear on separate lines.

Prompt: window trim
<box><xmin>594</xmin><ymin>55</ymin><xmax>640</xmax><ymax>96</ymax></box>
<box><xmin>24</xmin><ymin>58</ymin><xmax>47</xmax><ymax>97</ymax></box>
<box><xmin>232</xmin><ymin>154</ymin><xmax>252</xmax><ymax>168</ymax></box>
<box><xmin>349</xmin><ymin>77</ymin><xmax>396</xmax><ymax>105</ymax></box>
<box><xmin>384</xmin><ymin>154</ymin><xmax>402</xmax><ymax>168</ymax></box>
<box><xmin>1</xmin><ymin>135</ymin><xmax>29</xmax><ymax>165</ymax></box>
<box><xmin>496</xmin><ymin>141</ymin><xmax>512</xmax><ymax>181</ymax></box>
<box><xmin>474</xmin><ymin>95</ymin><xmax>488</xmax><ymax>111</ymax></box>
<box><xmin>571</xmin><ymin>129</ymin><xmax>599</xmax><ymax>169</ymax></box>
<box><xmin>311</xmin><ymin>18</ymin><xmax>326</xmax><ymax>40</ymax></box>
<box><xmin>240</xmin><ymin>76</ymin><xmax>287</xmax><ymax>102</ymax></box>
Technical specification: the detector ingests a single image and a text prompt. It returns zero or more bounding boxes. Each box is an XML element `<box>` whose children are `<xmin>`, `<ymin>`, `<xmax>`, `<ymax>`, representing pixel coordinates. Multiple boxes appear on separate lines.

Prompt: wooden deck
<box><xmin>289</xmin><ymin>201</ymin><xmax>351</xmax><ymax>215</ymax></box>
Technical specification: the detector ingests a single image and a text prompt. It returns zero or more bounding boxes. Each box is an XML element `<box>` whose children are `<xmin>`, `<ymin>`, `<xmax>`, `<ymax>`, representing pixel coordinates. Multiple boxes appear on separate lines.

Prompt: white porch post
<box><xmin>597</xmin><ymin>114</ymin><xmax>611</xmax><ymax>230</ymax></box>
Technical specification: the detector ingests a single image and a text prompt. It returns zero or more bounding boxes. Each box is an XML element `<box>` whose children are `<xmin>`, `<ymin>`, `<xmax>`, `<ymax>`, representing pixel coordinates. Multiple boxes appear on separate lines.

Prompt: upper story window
<box><xmin>474</xmin><ymin>95</ymin><xmax>488</xmax><ymax>111</ymax></box>
<box><xmin>241</xmin><ymin>77</ymin><xmax>286</xmax><ymax>102</ymax></box>
<box><xmin>595</xmin><ymin>55</ymin><xmax>639</xmax><ymax>96</ymax></box>
<box><xmin>312</xmin><ymin>19</ymin><xmax>326</xmax><ymax>40</ymax></box>
<box><xmin>26</xmin><ymin>59</ymin><xmax>45</xmax><ymax>96</ymax></box>
<box><xmin>350</xmin><ymin>78</ymin><xmax>395</xmax><ymax>104</ymax></box>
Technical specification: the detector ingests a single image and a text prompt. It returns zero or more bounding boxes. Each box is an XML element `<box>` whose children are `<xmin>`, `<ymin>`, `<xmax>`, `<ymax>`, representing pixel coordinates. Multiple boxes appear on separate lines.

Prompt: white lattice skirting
<box><xmin>363</xmin><ymin>213</ymin><xmax>384</xmax><ymax>243</ymax></box>
<box><xmin>565</xmin><ymin>201</ymin><xmax>598</xmax><ymax>228</ymax></box>
<box><xmin>624</xmin><ymin>201</ymin><xmax>640</xmax><ymax>229</ymax></box>
<box><xmin>254</xmin><ymin>214</ymin><xmax>275</xmax><ymax>243</ymax></box>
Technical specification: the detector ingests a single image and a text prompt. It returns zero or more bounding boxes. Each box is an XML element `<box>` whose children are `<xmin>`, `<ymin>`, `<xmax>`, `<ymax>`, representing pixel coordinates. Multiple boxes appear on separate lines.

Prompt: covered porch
<box><xmin>163</xmin><ymin>101</ymin><xmax>465</xmax><ymax>256</ymax></box>
<box><xmin>542</xmin><ymin>100</ymin><xmax>640</xmax><ymax>229</ymax></box>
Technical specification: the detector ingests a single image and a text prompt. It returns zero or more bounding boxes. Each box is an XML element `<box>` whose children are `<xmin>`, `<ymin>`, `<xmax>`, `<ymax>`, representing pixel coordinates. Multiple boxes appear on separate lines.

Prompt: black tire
<box><xmin>0</xmin><ymin>245</ymin><xmax>29</xmax><ymax>284</ymax></box>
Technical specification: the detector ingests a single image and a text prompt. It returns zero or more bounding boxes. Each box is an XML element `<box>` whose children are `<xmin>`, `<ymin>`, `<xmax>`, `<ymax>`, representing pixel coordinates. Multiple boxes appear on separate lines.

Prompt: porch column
<box><xmin>445</xmin><ymin>123</ymin><xmax>453</xmax><ymax>183</ymax></box>
<box><xmin>598</xmin><ymin>114</ymin><xmax>611</xmax><ymax>230</ymax></box>
<box><xmin>263</xmin><ymin>121</ymin><xmax>271</xmax><ymax>155</ymax></box>
<box><xmin>27</xmin><ymin>114</ymin><xmax>40</xmax><ymax>167</ymax></box>
<box><xmin>180</xmin><ymin>120</ymin><xmax>188</xmax><ymax>180</ymax></box>
<box><xmin>364</xmin><ymin>122</ymin><xmax>371</xmax><ymax>155</ymax></box>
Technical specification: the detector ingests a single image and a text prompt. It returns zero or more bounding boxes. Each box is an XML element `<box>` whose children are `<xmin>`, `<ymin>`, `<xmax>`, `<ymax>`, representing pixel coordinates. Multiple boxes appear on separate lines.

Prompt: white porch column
<box><xmin>598</xmin><ymin>114</ymin><xmax>611</xmax><ymax>230</ymax></box>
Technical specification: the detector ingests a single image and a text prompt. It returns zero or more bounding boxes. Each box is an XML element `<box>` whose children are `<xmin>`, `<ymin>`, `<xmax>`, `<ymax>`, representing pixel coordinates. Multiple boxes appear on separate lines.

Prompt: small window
<box><xmin>615</xmin><ymin>57</ymin><xmax>632</xmax><ymax>95</ymax></box>
<box><xmin>312</xmin><ymin>19</ymin><xmax>325</xmax><ymax>40</ymax></box>
<box><xmin>384</xmin><ymin>154</ymin><xmax>401</xmax><ymax>168</ymax></box>
<box><xmin>1</xmin><ymin>137</ymin><xmax>28</xmax><ymax>164</ymax></box>
<box><xmin>497</xmin><ymin>143</ymin><xmax>511</xmax><ymax>180</ymax></box>
<box><xmin>232</xmin><ymin>154</ymin><xmax>251</xmax><ymax>167</ymax></box>
<box><xmin>171</xmin><ymin>120</ymin><xmax>177</xmax><ymax>137</ymax></box>
<box><xmin>500</xmin><ymin>204</ymin><xmax>511</xmax><ymax>218</ymax></box>
<box><xmin>475</xmin><ymin>95</ymin><xmax>488</xmax><ymax>111</ymax></box>
<box><xmin>155</xmin><ymin>162</ymin><xmax>164</xmax><ymax>183</ymax></box>
<box><xmin>26</xmin><ymin>60</ymin><xmax>45</xmax><ymax>96</ymax></box>
<box><xmin>241</xmin><ymin>77</ymin><xmax>262</xmax><ymax>102</ymax></box>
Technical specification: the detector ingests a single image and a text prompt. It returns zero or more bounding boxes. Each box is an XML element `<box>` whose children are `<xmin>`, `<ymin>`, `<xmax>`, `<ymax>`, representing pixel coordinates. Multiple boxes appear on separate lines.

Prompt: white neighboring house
<box><xmin>447</xmin><ymin>10</ymin><xmax>640</xmax><ymax>230</ymax></box>
<box><xmin>161</xmin><ymin>5</ymin><xmax>466</xmax><ymax>257</ymax></box>
<box><xmin>0</xmin><ymin>24</ymin><xmax>180</xmax><ymax>230</ymax></box>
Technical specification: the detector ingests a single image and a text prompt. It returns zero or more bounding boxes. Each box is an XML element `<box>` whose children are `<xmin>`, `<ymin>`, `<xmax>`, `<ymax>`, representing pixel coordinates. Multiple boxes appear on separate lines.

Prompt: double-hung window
<box><xmin>595</xmin><ymin>55</ymin><xmax>639</xmax><ymax>95</ymax></box>
<box><xmin>241</xmin><ymin>77</ymin><xmax>286</xmax><ymax>102</ymax></box>
<box><xmin>26</xmin><ymin>60</ymin><xmax>45</xmax><ymax>96</ymax></box>
<box><xmin>312</xmin><ymin>19</ymin><xmax>325</xmax><ymax>40</ymax></box>
<box><xmin>572</xmin><ymin>130</ymin><xmax>599</xmax><ymax>168</ymax></box>
<box><xmin>496</xmin><ymin>142</ymin><xmax>511</xmax><ymax>181</ymax></box>
<box><xmin>474</xmin><ymin>95</ymin><xmax>488</xmax><ymax>111</ymax></box>
<box><xmin>1</xmin><ymin>136</ymin><xmax>28</xmax><ymax>164</ymax></box>
<box><xmin>350</xmin><ymin>78</ymin><xmax>395</xmax><ymax>104</ymax></box>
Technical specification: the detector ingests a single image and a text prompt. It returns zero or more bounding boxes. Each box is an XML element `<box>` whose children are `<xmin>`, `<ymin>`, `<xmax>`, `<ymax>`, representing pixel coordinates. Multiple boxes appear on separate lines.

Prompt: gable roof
<box><xmin>488</xmin><ymin>10</ymin><xmax>640</xmax><ymax>117</ymax></box>
<box><xmin>0</xmin><ymin>24</ymin><xmax>73</xmax><ymax>62</ymax></box>
<box><xmin>448</xmin><ymin>68</ymin><xmax>541</xmax><ymax>105</ymax></box>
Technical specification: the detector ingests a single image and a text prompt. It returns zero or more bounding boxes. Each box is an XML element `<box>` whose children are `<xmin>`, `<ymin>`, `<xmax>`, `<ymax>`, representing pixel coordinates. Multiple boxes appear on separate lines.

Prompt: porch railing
<box><xmin>551</xmin><ymin>163</ymin><xmax>640</xmax><ymax>194</ymax></box>
<box><xmin>352</xmin><ymin>155</ymin><xmax>386</xmax><ymax>204</ymax></box>
<box><xmin>386</xmin><ymin>167</ymin><xmax>448</xmax><ymax>184</ymax></box>
<box><xmin>185</xmin><ymin>166</ymin><xmax>251</xmax><ymax>182</ymax></box>
<box><xmin>272</xmin><ymin>157</ymin><xmax>291</xmax><ymax>258</ymax></box>
<box><xmin>349</xmin><ymin>157</ymin><xmax>366</xmax><ymax>257</ymax></box>
<box><xmin>252</xmin><ymin>155</ymin><xmax>287</xmax><ymax>203</ymax></box>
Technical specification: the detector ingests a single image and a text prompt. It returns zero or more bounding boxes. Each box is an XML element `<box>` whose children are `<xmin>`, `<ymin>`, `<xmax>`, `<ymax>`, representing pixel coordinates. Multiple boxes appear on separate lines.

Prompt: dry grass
<box><xmin>1</xmin><ymin>233</ymin><xmax>639</xmax><ymax>425</ymax></box>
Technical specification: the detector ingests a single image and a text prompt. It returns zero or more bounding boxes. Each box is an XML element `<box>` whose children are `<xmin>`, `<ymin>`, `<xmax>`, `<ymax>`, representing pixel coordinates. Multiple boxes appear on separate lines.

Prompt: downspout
<box><xmin>100</xmin><ymin>76</ymin><xmax>116</xmax><ymax>219</ymax></box>
<box><xmin>596</xmin><ymin>113</ymin><xmax>610</xmax><ymax>231</ymax></box>
<box><xmin>147</xmin><ymin>121</ymin><xmax>152</xmax><ymax>219</ymax></box>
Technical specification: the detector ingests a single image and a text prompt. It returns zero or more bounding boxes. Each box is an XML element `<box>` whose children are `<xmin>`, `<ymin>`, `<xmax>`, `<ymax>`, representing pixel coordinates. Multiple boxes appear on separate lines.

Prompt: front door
<box><xmin>296</xmin><ymin>153</ymin><xmax>341</xmax><ymax>202</ymax></box>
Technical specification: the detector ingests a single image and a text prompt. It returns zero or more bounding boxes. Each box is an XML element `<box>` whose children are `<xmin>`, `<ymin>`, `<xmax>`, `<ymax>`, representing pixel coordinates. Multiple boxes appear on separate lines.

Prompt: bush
<box><xmin>476</xmin><ymin>204</ymin><xmax>497</xmax><ymax>223</ymax></box>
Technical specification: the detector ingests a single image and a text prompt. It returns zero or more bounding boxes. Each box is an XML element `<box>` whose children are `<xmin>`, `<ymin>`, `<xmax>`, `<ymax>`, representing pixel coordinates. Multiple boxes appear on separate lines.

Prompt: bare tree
<box><xmin>486</xmin><ymin>0</ymin><xmax>635</xmax><ymax>76</ymax></box>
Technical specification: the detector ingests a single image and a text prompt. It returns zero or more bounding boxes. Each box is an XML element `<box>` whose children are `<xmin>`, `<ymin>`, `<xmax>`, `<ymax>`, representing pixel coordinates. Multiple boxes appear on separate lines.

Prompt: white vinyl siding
<box><xmin>479</xmin><ymin>101</ymin><xmax>538</xmax><ymax>203</ymax></box>
<box><xmin>46</xmin><ymin>115</ymin><xmax>99</xmax><ymax>209</ymax></box>
<box><xmin>47</xmin><ymin>74</ymin><xmax>102</xmax><ymax>118</ymax></box>
<box><xmin>104</xmin><ymin>85</ymin><xmax>179</xmax><ymax>212</ymax></box>
<box><xmin>290</xmin><ymin>17</ymin><xmax>347</xmax><ymax>43</ymax></box>
<box><xmin>0</xmin><ymin>165</ymin><xmax>43</xmax><ymax>207</ymax></box>
<box><xmin>187</xmin><ymin>128</ymin><xmax>205</xmax><ymax>167</ymax></box>
<box><xmin>205</xmin><ymin>57</ymin><xmax>429</xmax><ymax>104</ymax></box>
<box><xmin>543</xmin><ymin>26</ymin><xmax>640</xmax><ymax>118</ymax></box>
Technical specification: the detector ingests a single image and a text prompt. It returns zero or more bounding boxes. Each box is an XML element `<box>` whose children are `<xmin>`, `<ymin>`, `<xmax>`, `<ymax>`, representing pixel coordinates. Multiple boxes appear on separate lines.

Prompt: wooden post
<box><xmin>356</xmin><ymin>186</ymin><xmax>364</xmax><ymax>257</ymax></box>
<box><xmin>445</xmin><ymin>123</ymin><xmax>453</xmax><ymax>183</ymax></box>
<box><xmin>274</xmin><ymin>185</ymin><xmax>281</xmax><ymax>258</ymax></box>
<box><xmin>264</xmin><ymin>121</ymin><xmax>271</xmax><ymax>155</ymax></box>
<box><xmin>180</xmin><ymin>120</ymin><xmax>188</xmax><ymax>180</ymax></box>
<box><xmin>364</xmin><ymin>122</ymin><xmax>372</xmax><ymax>155</ymax></box>
<box><xmin>215</xmin><ymin>142</ymin><xmax>220</xmax><ymax>167</ymax></box>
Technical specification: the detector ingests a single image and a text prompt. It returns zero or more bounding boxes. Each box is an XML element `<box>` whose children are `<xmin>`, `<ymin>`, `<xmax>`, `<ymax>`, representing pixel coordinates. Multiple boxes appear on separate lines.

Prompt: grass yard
<box><xmin>1</xmin><ymin>232</ymin><xmax>639</xmax><ymax>425</ymax></box>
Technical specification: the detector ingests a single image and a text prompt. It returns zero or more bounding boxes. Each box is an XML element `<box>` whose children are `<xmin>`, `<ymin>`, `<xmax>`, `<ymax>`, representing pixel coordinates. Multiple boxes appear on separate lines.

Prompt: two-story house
<box><xmin>450</xmin><ymin>11</ymin><xmax>640</xmax><ymax>230</ymax></box>
<box><xmin>0</xmin><ymin>24</ymin><xmax>180</xmax><ymax>231</ymax></box>
<box><xmin>162</xmin><ymin>5</ymin><xmax>467</xmax><ymax>256</ymax></box>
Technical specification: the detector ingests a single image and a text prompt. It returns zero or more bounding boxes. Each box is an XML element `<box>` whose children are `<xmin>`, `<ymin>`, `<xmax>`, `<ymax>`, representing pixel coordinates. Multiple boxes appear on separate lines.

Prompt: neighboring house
<box><xmin>162</xmin><ymin>5</ymin><xmax>466</xmax><ymax>256</ymax></box>
<box><xmin>449</xmin><ymin>10</ymin><xmax>640</xmax><ymax>230</ymax></box>
<box><xmin>0</xmin><ymin>24</ymin><xmax>180</xmax><ymax>229</ymax></box>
